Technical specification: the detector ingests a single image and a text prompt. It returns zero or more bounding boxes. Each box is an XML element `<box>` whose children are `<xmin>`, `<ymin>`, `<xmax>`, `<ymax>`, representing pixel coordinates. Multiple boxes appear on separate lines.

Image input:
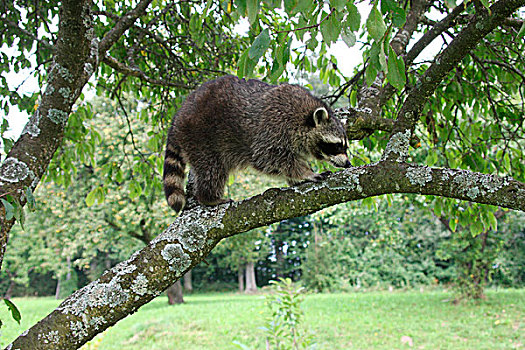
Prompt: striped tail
<box><xmin>163</xmin><ymin>141</ymin><xmax>186</xmax><ymax>213</ymax></box>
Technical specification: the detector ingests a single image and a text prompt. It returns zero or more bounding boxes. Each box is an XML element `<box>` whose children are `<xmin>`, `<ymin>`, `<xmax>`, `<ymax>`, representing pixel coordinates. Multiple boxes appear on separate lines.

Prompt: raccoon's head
<box><xmin>307</xmin><ymin>106</ymin><xmax>351</xmax><ymax>168</ymax></box>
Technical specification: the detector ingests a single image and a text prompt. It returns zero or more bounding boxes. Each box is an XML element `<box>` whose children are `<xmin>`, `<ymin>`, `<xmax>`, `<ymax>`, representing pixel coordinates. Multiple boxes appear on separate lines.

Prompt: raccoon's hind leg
<box><xmin>181</xmin><ymin>169</ymin><xmax>199</xmax><ymax>210</ymax></box>
<box><xmin>192</xmin><ymin>160</ymin><xmax>232</xmax><ymax>207</ymax></box>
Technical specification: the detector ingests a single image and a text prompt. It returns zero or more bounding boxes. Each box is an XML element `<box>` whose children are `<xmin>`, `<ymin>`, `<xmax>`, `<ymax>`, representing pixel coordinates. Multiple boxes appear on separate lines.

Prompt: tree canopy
<box><xmin>0</xmin><ymin>0</ymin><xmax>524</xmax><ymax>348</ymax></box>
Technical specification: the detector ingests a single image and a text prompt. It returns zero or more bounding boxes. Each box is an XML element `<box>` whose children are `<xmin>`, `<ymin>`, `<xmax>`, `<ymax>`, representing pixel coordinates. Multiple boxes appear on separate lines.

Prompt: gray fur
<box><xmin>163</xmin><ymin>75</ymin><xmax>350</xmax><ymax>212</ymax></box>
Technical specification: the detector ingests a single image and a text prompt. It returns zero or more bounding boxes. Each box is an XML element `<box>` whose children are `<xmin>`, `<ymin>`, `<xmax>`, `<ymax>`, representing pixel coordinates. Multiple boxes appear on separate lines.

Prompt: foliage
<box><xmin>301</xmin><ymin>197</ymin><xmax>455</xmax><ymax>292</ymax></box>
<box><xmin>1</xmin><ymin>290</ymin><xmax>524</xmax><ymax>349</ymax></box>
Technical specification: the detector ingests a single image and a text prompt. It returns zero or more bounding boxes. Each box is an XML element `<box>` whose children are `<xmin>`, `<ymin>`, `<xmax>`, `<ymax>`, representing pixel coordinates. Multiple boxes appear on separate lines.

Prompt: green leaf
<box><xmin>85</xmin><ymin>187</ymin><xmax>98</xmax><ymax>207</ymax></box>
<box><xmin>346</xmin><ymin>4</ymin><xmax>361</xmax><ymax>32</ymax></box>
<box><xmin>320</xmin><ymin>12</ymin><xmax>341</xmax><ymax>44</ymax></box>
<box><xmin>392</xmin><ymin>7</ymin><xmax>406</xmax><ymax>27</ymax></box>
<box><xmin>449</xmin><ymin>218</ymin><xmax>457</xmax><ymax>232</ymax></box>
<box><xmin>4</xmin><ymin>299</ymin><xmax>21</xmax><ymax>324</ymax></box>
<box><xmin>503</xmin><ymin>153</ymin><xmax>511</xmax><ymax>170</ymax></box>
<box><xmin>95</xmin><ymin>187</ymin><xmax>105</xmax><ymax>204</ymax></box>
<box><xmin>1</xmin><ymin>198</ymin><xmax>14</xmax><ymax>220</ymax></box>
<box><xmin>469</xmin><ymin>220</ymin><xmax>484</xmax><ymax>236</ymax></box>
<box><xmin>248</xmin><ymin>28</ymin><xmax>271</xmax><ymax>60</ymax></box>
<box><xmin>276</xmin><ymin>36</ymin><xmax>292</xmax><ymax>65</ymax></box>
<box><xmin>284</xmin><ymin>0</ymin><xmax>299</xmax><ymax>14</ymax></box>
<box><xmin>379</xmin><ymin>42</ymin><xmax>387</xmax><ymax>71</ymax></box>
<box><xmin>246</xmin><ymin>0</ymin><xmax>259</xmax><ymax>24</ymax></box>
<box><xmin>235</xmin><ymin>0</ymin><xmax>247</xmax><ymax>14</ymax></box>
<box><xmin>365</xmin><ymin>63</ymin><xmax>378</xmax><ymax>86</ymax></box>
<box><xmin>25</xmin><ymin>187</ymin><xmax>36</xmax><ymax>211</ymax></box>
<box><xmin>479</xmin><ymin>0</ymin><xmax>490</xmax><ymax>10</ymax></box>
<box><xmin>426</xmin><ymin>149</ymin><xmax>438</xmax><ymax>166</ymax></box>
<box><xmin>350</xmin><ymin>89</ymin><xmax>357</xmax><ymax>106</ymax></box>
<box><xmin>330</xmin><ymin>0</ymin><xmax>347</xmax><ymax>11</ymax></box>
<box><xmin>189</xmin><ymin>14</ymin><xmax>201</xmax><ymax>34</ymax></box>
<box><xmin>380</xmin><ymin>0</ymin><xmax>396</xmax><ymax>14</ymax></box>
<box><xmin>295</xmin><ymin>0</ymin><xmax>313</xmax><ymax>13</ymax></box>
<box><xmin>434</xmin><ymin>199</ymin><xmax>442</xmax><ymax>218</ymax></box>
<box><xmin>115</xmin><ymin>169</ymin><xmax>124</xmax><ymax>183</ymax></box>
<box><xmin>517</xmin><ymin>20</ymin><xmax>525</xmax><ymax>39</ymax></box>
<box><xmin>341</xmin><ymin>28</ymin><xmax>356</xmax><ymax>47</ymax></box>
<box><xmin>237</xmin><ymin>49</ymin><xmax>257</xmax><ymax>77</ymax></box>
<box><xmin>488</xmin><ymin>212</ymin><xmax>498</xmax><ymax>231</ymax></box>
<box><xmin>129</xmin><ymin>181</ymin><xmax>142</xmax><ymax>199</ymax></box>
<box><xmin>366</xmin><ymin>6</ymin><xmax>387</xmax><ymax>42</ymax></box>
<box><xmin>386</xmin><ymin>45</ymin><xmax>406</xmax><ymax>90</ymax></box>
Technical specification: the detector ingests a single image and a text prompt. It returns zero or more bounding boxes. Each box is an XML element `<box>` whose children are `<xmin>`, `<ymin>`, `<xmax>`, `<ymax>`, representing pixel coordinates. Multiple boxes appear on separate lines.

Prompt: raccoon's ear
<box><xmin>311</xmin><ymin>107</ymin><xmax>329</xmax><ymax>127</ymax></box>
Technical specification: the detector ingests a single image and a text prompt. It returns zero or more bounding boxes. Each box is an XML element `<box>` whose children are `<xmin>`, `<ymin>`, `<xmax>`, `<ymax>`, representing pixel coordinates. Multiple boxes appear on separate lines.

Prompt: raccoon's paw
<box><xmin>288</xmin><ymin>171</ymin><xmax>331</xmax><ymax>186</ymax></box>
<box><xmin>309</xmin><ymin>171</ymin><xmax>332</xmax><ymax>182</ymax></box>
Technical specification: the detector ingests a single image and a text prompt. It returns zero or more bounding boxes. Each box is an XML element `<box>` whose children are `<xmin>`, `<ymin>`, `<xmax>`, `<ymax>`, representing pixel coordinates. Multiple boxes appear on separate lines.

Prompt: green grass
<box><xmin>0</xmin><ymin>289</ymin><xmax>523</xmax><ymax>349</ymax></box>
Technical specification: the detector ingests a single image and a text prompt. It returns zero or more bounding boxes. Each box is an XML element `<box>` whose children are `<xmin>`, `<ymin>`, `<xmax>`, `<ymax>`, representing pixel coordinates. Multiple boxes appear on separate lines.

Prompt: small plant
<box><xmin>234</xmin><ymin>277</ymin><xmax>316</xmax><ymax>349</ymax></box>
<box><xmin>263</xmin><ymin>278</ymin><xmax>316</xmax><ymax>350</ymax></box>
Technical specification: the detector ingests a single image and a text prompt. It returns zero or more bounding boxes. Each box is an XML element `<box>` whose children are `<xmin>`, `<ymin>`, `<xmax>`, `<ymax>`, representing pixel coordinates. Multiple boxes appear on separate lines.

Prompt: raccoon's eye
<box><xmin>319</xmin><ymin>141</ymin><xmax>345</xmax><ymax>156</ymax></box>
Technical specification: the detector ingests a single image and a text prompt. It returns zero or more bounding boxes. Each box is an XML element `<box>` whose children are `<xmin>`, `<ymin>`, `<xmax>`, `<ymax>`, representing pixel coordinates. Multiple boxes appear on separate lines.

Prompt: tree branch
<box><xmin>357</xmin><ymin>0</ymin><xmax>430</xmax><ymax>121</ymax></box>
<box><xmin>102</xmin><ymin>56</ymin><xmax>190</xmax><ymax>88</ymax></box>
<box><xmin>8</xmin><ymin>161</ymin><xmax>524</xmax><ymax>348</ymax></box>
<box><xmin>379</xmin><ymin>2</ymin><xmax>467</xmax><ymax>106</ymax></box>
<box><xmin>383</xmin><ymin>0</ymin><xmax>525</xmax><ymax>162</ymax></box>
<box><xmin>97</xmin><ymin>0</ymin><xmax>154</xmax><ymax>55</ymax></box>
<box><xmin>2</xmin><ymin>19</ymin><xmax>53</xmax><ymax>49</ymax></box>
<box><xmin>335</xmin><ymin>107</ymin><xmax>420</xmax><ymax>146</ymax></box>
<box><xmin>0</xmin><ymin>0</ymin><xmax>96</xmax><ymax>270</ymax></box>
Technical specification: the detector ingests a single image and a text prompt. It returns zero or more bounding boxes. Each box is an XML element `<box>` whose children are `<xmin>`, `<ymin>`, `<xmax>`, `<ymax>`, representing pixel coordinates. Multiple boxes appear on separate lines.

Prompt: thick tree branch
<box><xmin>335</xmin><ymin>107</ymin><xmax>421</xmax><ymax>146</ymax></box>
<box><xmin>0</xmin><ymin>0</ymin><xmax>95</xmax><ymax>270</ymax></box>
<box><xmin>8</xmin><ymin>161</ymin><xmax>524</xmax><ymax>349</ymax></box>
<box><xmin>357</xmin><ymin>0</ymin><xmax>430</xmax><ymax>121</ymax></box>
<box><xmin>383</xmin><ymin>0</ymin><xmax>525</xmax><ymax>162</ymax></box>
<box><xmin>405</xmin><ymin>3</ymin><xmax>467</xmax><ymax>66</ymax></box>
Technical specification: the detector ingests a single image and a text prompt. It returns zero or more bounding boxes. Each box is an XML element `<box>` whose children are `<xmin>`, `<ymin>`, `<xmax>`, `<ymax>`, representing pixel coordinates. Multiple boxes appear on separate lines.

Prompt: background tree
<box><xmin>0</xmin><ymin>0</ymin><xmax>524</xmax><ymax>348</ymax></box>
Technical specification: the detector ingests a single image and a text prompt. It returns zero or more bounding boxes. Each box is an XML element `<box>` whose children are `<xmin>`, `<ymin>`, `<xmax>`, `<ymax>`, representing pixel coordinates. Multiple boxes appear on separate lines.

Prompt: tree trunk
<box><xmin>238</xmin><ymin>265</ymin><xmax>245</xmax><ymax>292</ymax></box>
<box><xmin>275</xmin><ymin>237</ymin><xmax>285</xmax><ymax>278</ymax></box>
<box><xmin>167</xmin><ymin>280</ymin><xmax>184</xmax><ymax>304</ymax></box>
<box><xmin>55</xmin><ymin>279</ymin><xmax>61</xmax><ymax>300</ymax></box>
<box><xmin>183</xmin><ymin>270</ymin><xmax>193</xmax><ymax>293</ymax></box>
<box><xmin>244</xmin><ymin>261</ymin><xmax>257</xmax><ymax>293</ymax></box>
<box><xmin>4</xmin><ymin>279</ymin><xmax>15</xmax><ymax>300</ymax></box>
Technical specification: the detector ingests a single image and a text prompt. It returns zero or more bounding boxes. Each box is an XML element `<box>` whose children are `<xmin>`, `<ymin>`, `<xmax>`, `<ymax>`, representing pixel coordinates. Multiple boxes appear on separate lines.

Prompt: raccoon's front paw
<box><xmin>310</xmin><ymin>171</ymin><xmax>331</xmax><ymax>182</ymax></box>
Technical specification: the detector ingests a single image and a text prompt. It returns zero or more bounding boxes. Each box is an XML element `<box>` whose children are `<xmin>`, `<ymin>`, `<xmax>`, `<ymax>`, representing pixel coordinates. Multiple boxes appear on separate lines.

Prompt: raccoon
<box><xmin>163</xmin><ymin>75</ymin><xmax>350</xmax><ymax>213</ymax></box>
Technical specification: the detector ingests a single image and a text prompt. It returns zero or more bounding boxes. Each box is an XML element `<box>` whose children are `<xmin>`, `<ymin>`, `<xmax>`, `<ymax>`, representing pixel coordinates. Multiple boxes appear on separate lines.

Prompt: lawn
<box><xmin>0</xmin><ymin>289</ymin><xmax>523</xmax><ymax>349</ymax></box>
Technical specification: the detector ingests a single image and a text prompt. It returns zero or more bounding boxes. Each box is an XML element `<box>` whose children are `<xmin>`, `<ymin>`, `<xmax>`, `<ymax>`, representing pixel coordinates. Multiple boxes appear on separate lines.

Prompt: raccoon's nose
<box><xmin>343</xmin><ymin>159</ymin><xmax>351</xmax><ymax>168</ymax></box>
